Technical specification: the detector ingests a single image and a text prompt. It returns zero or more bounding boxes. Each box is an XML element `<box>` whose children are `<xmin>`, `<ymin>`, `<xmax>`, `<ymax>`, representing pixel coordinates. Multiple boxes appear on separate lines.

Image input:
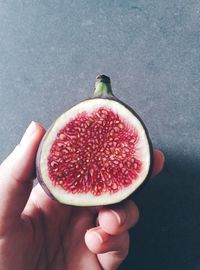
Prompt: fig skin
<box><xmin>36</xmin><ymin>75</ymin><xmax>153</xmax><ymax>205</ymax></box>
<box><xmin>36</xmin><ymin>123</ymin><xmax>58</xmax><ymax>201</ymax></box>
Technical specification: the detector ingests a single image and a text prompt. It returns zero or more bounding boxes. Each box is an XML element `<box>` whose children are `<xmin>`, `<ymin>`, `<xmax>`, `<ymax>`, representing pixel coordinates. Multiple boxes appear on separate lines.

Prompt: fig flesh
<box><xmin>36</xmin><ymin>75</ymin><xmax>153</xmax><ymax>206</ymax></box>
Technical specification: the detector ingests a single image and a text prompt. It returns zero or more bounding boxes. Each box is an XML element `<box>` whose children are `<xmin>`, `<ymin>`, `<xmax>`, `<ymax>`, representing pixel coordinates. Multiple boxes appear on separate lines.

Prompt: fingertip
<box><xmin>154</xmin><ymin>149</ymin><xmax>165</xmax><ymax>163</ymax></box>
<box><xmin>85</xmin><ymin>228</ymin><xmax>104</xmax><ymax>254</ymax></box>
<box><xmin>1</xmin><ymin>121</ymin><xmax>45</xmax><ymax>183</ymax></box>
<box><xmin>152</xmin><ymin>149</ymin><xmax>165</xmax><ymax>177</ymax></box>
<box><xmin>98</xmin><ymin>200</ymin><xmax>139</xmax><ymax>235</ymax></box>
<box><xmin>85</xmin><ymin>227</ymin><xmax>129</xmax><ymax>262</ymax></box>
<box><xmin>98</xmin><ymin>208</ymin><xmax>125</xmax><ymax>235</ymax></box>
<box><xmin>34</xmin><ymin>121</ymin><xmax>46</xmax><ymax>134</ymax></box>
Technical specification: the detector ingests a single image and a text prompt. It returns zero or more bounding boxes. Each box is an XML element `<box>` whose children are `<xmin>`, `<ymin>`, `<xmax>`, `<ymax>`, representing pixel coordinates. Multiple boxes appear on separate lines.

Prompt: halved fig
<box><xmin>36</xmin><ymin>75</ymin><xmax>153</xmax><ymax>206</ymax></box>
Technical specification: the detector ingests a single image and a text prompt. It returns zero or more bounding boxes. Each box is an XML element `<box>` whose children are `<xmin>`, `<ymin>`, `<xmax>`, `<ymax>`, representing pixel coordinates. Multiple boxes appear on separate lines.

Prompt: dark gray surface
<box><xmin>0</xmin><ymin>1</ymin><xmax>199</xmax><ymax>269</ymax></box>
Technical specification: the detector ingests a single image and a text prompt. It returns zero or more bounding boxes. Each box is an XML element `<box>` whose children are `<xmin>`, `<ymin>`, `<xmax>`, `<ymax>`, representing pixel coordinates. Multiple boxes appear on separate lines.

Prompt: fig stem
<box><xmin>94</xmin><ymin>75</ymin><xmax>113</xmax><ymax>97</ymax></box>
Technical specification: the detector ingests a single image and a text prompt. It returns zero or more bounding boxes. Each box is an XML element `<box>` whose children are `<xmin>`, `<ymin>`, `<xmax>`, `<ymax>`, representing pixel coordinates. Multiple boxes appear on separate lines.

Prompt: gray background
<box><xmin>0</xmin><ymin>1</ymin><xmax>199</xmax><ymax>269</ymax></box>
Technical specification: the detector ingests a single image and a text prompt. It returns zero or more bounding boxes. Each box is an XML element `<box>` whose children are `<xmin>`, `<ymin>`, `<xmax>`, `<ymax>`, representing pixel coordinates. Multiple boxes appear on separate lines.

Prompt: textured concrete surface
<box><xmin>0</xmin><ymin>1</ymin><xmax>199</xmax><ymax>269</ymax></box>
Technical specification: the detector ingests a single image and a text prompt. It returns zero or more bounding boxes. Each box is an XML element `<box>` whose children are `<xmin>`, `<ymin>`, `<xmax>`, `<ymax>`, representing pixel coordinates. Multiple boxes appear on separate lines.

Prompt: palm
<box><xmin>9</xmin><ymin>185</ymin><xmax>102</xmax><ymax>270</ymax></box>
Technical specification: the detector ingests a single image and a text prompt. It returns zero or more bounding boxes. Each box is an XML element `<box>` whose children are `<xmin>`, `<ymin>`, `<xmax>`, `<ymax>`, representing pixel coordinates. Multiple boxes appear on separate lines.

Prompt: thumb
<box><xmin>0</xmin><ymin>121</ymin><xmax>45</xmax><ymax>235</ymax></box>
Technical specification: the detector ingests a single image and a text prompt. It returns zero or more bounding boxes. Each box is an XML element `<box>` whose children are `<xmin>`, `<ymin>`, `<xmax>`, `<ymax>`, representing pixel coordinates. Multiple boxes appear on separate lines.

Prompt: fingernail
<box><xmin>111</xmin><ymin>209</ymin><xmax>126</xmax><ymax>226</ymax></box>
<box><xmin>90</xmin><ymin>231</ymin><xmax>103</xmax><ymax>244</ymax></box>
<box><xmin>20</xmin><ymin>121</ymin><xmax>36</xmax><ymax>144</ymax></box>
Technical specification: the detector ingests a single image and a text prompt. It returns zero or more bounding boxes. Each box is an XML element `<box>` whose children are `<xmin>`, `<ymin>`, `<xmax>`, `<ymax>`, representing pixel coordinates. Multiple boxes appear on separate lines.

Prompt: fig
<box><xmin>36</xmin><ymin>75</ymin><xmax>153</xmax><ymax>206</ymax></box>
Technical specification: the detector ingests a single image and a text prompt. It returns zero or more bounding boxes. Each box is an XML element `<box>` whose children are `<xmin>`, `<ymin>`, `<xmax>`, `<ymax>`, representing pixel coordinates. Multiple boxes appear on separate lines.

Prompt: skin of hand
<box><xmin>0</xmin><ymin>122</ymin><xmax>164</xmax><ymax>270</ymax></box>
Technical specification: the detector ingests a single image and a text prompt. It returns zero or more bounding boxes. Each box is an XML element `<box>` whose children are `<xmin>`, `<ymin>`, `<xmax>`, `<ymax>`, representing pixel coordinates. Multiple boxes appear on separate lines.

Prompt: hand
<box><xmin>0</xmin><ymin>122</ymin><xmax>164</xmax><ymax>270</ymax></box>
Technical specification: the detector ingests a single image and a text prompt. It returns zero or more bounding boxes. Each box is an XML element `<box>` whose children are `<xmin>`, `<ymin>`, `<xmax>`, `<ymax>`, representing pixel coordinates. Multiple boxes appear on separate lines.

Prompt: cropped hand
<box><xmin>0</xmin><ymin>122</ymin><xmax>164</xmax><ymax>270</ymax></box>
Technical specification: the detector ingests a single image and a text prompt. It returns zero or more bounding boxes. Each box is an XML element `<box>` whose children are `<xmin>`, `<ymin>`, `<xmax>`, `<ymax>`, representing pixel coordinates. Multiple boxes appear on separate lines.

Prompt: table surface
<box><xmin>0</xmin><ymin>1</ymin><xmax>199</xmax><ymax>269</ymax></box>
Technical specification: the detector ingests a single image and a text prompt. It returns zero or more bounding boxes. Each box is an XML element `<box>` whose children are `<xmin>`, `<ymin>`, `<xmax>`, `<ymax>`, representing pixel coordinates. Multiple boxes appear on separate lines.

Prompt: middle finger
<box><xmin>98</xmin><ymin>200</ymin><xmax>139</xmax><ymax>235</ymax></box>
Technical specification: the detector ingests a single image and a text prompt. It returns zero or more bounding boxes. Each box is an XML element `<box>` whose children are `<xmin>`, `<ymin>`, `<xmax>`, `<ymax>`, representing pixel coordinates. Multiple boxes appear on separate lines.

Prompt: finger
<box><xmin>98</xmin><ymin>200</ymin><xmax>139</xmax><ymax>235</ymax></box>
<box><xmin>152</xmin><ymin>149</ymin><xmax>165</xmax><ymax>177</ymax></box>
<box><xmin>0</xmin><ymin>121</ymin><xmax>45</xmax><ymax>235</ymax></box>
<box><xmin>85</xmin><ymin>227</ymin><xmax>129</xmax><ymax>270</ymax></box>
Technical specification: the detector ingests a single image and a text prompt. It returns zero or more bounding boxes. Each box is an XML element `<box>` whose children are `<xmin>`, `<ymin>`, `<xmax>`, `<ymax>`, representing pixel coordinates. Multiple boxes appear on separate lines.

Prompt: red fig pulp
<box><xmin>36</xmin><ymin>75</ymin><xmax>153</xmax><ymax>206</ymax></box>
